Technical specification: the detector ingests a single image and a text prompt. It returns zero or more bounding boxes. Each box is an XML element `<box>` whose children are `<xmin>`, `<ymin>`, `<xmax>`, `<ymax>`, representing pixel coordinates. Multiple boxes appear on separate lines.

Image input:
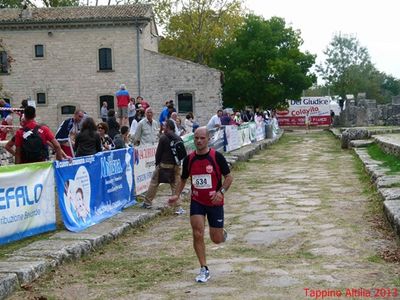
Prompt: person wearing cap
<box><xmin>115</xmin><ymin>84</ymin><xmax>130</xmax><ymax>127</ymax></box>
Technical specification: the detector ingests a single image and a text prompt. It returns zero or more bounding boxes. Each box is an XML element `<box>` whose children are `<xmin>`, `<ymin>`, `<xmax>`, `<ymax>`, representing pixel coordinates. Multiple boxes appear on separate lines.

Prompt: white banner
<box><xmin>0</xmin><ymin>162</ymin><xmax>56</xmax><ymax>245</ymax></box>
<box><xmin>225</xmin><ymin>125</ymin><xmax>241</xmax><ymax>152</ymax></box>
<box><xmin>133</xmin><ymin>145</ymin><xmax>157</xmax><ymax>195</ymax></box>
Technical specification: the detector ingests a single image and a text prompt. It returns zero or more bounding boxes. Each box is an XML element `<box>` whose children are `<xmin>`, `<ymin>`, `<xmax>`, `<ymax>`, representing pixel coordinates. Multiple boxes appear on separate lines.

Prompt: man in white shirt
<box><xmin>133</xmin><ymin>107</ymin><xmax>159</xmax><ymax>145</ymax></box>
<box><xmin>206</xmin><ymin>109</ymin><xmax>223</xmax><ymax>130</ymax></box>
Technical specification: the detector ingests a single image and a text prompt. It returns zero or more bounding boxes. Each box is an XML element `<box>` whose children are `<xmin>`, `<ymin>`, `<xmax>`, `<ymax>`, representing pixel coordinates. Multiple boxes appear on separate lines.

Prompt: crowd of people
<box><xmin>1</xmin><ymin>84</ymin><xmax>292</xmax><ymax>283</ymax></box>
<box><xmin>1</xmin><ymin>88</ymin><xmax>279</xmax><ymax>165</ymax></box>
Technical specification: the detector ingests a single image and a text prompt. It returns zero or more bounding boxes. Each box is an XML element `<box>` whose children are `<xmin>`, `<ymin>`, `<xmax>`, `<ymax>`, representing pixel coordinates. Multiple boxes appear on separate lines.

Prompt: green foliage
<box><xmin>0</xmin><ymin>0</ymin><xmax>22</xmax><ymax>8</ymax></box>
<box><xmin>158</xmin><ymin>0</ymin><xmax>244</xmax><ymax>65</ymax></box>
<box><xmin>212</xmin><ymin>14</ymin><xmax>316</xmax><ymax>109</ymax></box>
<box><xmin>367</xmin><ymin>143</ymin><xmax>400</xmax><ymax>173</ymax></box>
<box><xmin>317</xmin><ymin>33</ymin><xmax>372</xmax><ymax>99</ymax></box>
<box><xmin>42</xmin><ymin>0</ymin><xmax>79</xmax><ymax>7</ymax></box>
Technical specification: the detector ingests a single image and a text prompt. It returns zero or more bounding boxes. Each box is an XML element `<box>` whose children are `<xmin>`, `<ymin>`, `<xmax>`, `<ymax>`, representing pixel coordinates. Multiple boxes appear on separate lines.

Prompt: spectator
<box><xmin>100</xmin><ymin>101</ymin><xmax>108</xmax><ymax>122</ymax></box>
<box><xmin>133</xmin><ymin>107</ymin><xmax>159</xmax><ymax>146</ymax></box>
<box><xmin>15</xmin><ymin>106</ymin><xmax>67</xmax><ymax>164</ymax></box>
<box><xmin>233</xmin><ymin>111</ymin><xmax>242</xmax><ymax>125</ymax></box>
<box><xmin>113</xmin><ymin>125</ymin><xmax>130</xmax><ymax>149</ymax></box>
<box><xmin>55</xmin><ymin>109</ymin><xmax>85</xmax><ymax>157</ymax></box>
<box><xmin>184</xmin><ymin>112</ymin><xmax>194</xmax><ymax>133</ymax></box>
<box><xmin>18</xmin><ymin>99</ymin><xmax>28</xmax><ymax>123</ymax></box>
<box><xmin>115</xmin><ymin>84</ymin><xmax>130</xmax><ymax>126</ymax></box>
<box><xmin>241</xmin><ymin>109</ymin><xmax>254</xmax><ymax>123</ymax></box>
<box><xmin>170</xmin><ymin>112</ymin><xmax>181</xmax><ymax>136</ymax></box>
<box><xmin>0</xmin><ymin>99</ymin><xmax>11</xmax><ymax>119</ymax></box>
<box><xmin>128</xmin><ymin>98</ymin><xmax>136</xmax><ymax>126</ymax></box>
<box><xmin>330</xmin><ymin>109</ymin><xmax>335</xmax><ymax>127</ymax></box>
<box><xmin>220</xmin><ymin>109</ymin><xmax>231</xmax><ymax>126</ymax></box>
<box><xmin>4</xmin><ymin>135</ymin><xmax>16</xmax><ymax>157</ymax></box>
<box><xmin>159</xmin><ymin>103</ymin><xmax>174</xmax><ymax>130</ymax></box>
<box><xmin>0</xmin><ymin>111</ymin><xmax>12</xmax><ymax>141</ymax></box>
<box><xmin>74</xmin><ymin>117</ymin><xmax>102</xmax><ymax>157</ymax></box>
<box><xmin>136</xmin><ymin>96</ymin><xmax>150</xmax><ymax>111</ymax></box>
<box><xmin>97</xmin><ymin>122</ymin><xmax>114</xmax><ymax>151</ymax></box>
<box><xmin>176</xmin><ymin>117</ymin><xmax>186</xmax><ymax>136</ymax></box>
<box><xmin>206</xmin><ymin>109</ymin><xmax>222</xmax><ymax>130</ymax></box>
<box><xmin>106</xmin><ymin>109</ymin><xmax>120</xmax><ymax>139</ymax></box>
<box><xmin>141</xmin><ymin>119</ymin><xmax>182</xmax><ymax>209</ymax></box>
<box><xmin>129</xmin><ymin>116</ymin><xmax>138</xmax><ymax>138</ymax></box>
<box><xmin>135</xmin><ymin>107</ymin><xmax>144</xmax><ymax>123</ymax></box>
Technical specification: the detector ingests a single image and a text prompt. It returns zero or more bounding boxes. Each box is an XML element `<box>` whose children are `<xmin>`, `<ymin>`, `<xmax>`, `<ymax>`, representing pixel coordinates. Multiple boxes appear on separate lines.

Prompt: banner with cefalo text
<box><xmin>0</xmin><ymin>162</ymin><xmax>56</xmax><ymax>245</ymax></box>
<box><xmin>54</xmin><ymin>148</ymin><xmax>136</xmax><ymax>232</ymax></box>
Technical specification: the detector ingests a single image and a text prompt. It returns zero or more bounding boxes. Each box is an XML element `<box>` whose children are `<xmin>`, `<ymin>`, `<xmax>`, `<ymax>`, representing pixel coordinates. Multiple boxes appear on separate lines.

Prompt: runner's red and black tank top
<box><xmin>188</xmin><ymin>148</ymin><xmax>223</xmax><ymax>206</ymax></box>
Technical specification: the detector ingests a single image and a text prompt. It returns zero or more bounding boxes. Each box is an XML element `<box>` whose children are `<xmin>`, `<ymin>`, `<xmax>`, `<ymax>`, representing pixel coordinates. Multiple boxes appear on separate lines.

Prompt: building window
<box><xmin>99</xmin><ymin>95</ymin><xmax>114</xmax><ymax>111</ymax></box>
<box><xmin>0</xmin><ymin>51</ymin><xmax>8</xmax><ymax>73</ymax></box>
<box><xmin>61</xmin><ymin>105</ymin><xmax>76</xmax><ymax>115</ymax></box>
<box><xmin>35</xmin><ymin>45</ymin><xmax>44</xmax><ymax>58</ymax></box>
<box><xmin>99</xmin><ymin>48</ymin><xmax>112</xmax><ymax>71</ymax></box>
<box><xmin>177</xmin><ymin>93</ymin><xmax>193</xmax><ymax>113</ymax></box>
<box><xmin>36</xmin><ymin>92</ymin><xmax>46</xmax><ymax>105</ymax></box>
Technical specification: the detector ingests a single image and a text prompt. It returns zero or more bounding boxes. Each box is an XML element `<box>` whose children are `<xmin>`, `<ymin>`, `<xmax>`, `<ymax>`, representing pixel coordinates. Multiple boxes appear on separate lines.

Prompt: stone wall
<box><xmin>142</xmin><ymin>50</ymin><xmax>222</xmax><ymax>125</ymax></box>
<box><xmin>0</xmin><ymin>23</ymin><xmax>221</xmax><ymax>131</ymax></box>
<box><xmin>340</xmin><ymin>96</ymin><xmax>400</xmax><ymax>127</ymax></box>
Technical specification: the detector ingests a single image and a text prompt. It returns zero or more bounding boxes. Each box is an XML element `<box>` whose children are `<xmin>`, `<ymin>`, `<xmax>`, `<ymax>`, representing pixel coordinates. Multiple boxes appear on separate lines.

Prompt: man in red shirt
<box><xmin>15</xmin><ymin>106</ymin><xmax>68</xmax><ymax>164</ymax></box>
<box><xmin>116</xmin><ymin>84</ymin><xmax>130</xmax><ymax>126</ymax></box>
<box><xmin>169</xmin><ymin>127</ymin><xmax>233</xmax><ymax>283</ymax></box>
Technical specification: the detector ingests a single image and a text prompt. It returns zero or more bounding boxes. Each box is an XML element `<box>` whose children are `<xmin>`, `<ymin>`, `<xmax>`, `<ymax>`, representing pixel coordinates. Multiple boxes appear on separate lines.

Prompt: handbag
<box><xmin>158</xmin><ymin>166</ymin><xmax>175</xmax><ymax>183</ymax></box>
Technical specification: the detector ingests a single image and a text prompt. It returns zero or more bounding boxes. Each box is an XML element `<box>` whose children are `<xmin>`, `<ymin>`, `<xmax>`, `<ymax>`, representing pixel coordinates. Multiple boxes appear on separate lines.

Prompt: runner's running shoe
<box><xmin>175</xmin><ymin>207</ymin><xmax>185</xmax><ymax>215</ymax></box>
<box><xmin>195</xmin><ymin>267</ymin><xmax>210</xmax><ymax>283</ymax></box>
<box><xmin>223</xmin><ymin>228</ymin><xmax>228</xmax><ymax>242</ymax></box>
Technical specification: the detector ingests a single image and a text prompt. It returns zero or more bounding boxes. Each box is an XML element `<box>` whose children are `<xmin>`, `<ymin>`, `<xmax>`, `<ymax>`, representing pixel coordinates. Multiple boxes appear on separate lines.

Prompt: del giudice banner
<box><xmin>0</xmin><ymin>162</ymin><xmax>56</xmax><ymax>245</ymax></box>
<box><xmin>277</xmin><ymin>97</ymin><xmax>331</xmax><ymax>126</ymax></box>
<box><xmin>54</xmin><ymin>148</ymin><xmax>136</xmax><ymax>232</ymax></box>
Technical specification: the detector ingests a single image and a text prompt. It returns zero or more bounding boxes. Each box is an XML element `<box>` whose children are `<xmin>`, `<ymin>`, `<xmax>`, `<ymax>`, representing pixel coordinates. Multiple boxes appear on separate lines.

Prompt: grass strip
<box><xmin>367</xmin><ymin>143</ymin><xmax>400</xmax><ymax>173</ymax></box>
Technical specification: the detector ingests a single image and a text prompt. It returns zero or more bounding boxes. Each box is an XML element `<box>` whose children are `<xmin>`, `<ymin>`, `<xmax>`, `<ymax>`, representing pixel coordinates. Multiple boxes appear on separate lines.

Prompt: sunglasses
<box><xmin>97</xmin><ymin>127</ymin><xmax>104</xmax><ymax>130</ymax></box>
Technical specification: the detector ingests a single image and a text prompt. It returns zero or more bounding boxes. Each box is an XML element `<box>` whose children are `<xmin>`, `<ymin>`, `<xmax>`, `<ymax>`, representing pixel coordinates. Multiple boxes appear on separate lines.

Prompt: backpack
<box><xmin>22</xmin><ymin>126</ymin><xmax>47</xmax><ymax>163</ymax></box>
<box><xmin>170</xmin><ymin>137</ymin><xmax>187</xmax><ymax>165</ymax></box>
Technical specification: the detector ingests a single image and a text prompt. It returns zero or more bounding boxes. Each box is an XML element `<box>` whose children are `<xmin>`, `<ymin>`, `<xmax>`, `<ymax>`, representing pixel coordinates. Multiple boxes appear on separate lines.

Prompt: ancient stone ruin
<box><xmin>339</xmin><ymin>95</ymin><xmax>400</xmax><ymax>127</ymax></box>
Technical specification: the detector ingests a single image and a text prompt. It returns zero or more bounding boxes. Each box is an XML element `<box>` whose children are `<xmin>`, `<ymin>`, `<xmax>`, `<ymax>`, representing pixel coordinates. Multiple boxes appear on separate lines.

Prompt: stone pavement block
<box><xmin>0</xmin><ymin>260</ymin><xmax>51</xmax><ymax>285</ymax></box>
<box><xmin>378</xmin><ymin>188</ymin><xmax>400</xmax><ymax>201</ymax></box>
<box><xmin>383</xmin><ymin>200</ymin><xmax>400</xmax><ymax>236</ymax></box>
<box><xmin>350</xmin><ymin>139</ymin><xmax>374</xmax><ymax>148</ymax></box>
<box><xmin>7</xmin><ymin>240</ymin><xmax>89</xmax><ymax>266</ymax></box>
<box><xmin>376</xmin><ymin>175</ymin><xmax>400</xmax><ymax>188</ymax></box>
<box><xmin>0</xmin><ymin>273</ymin><xmax>18</xmax><ymax>300</ymax></box>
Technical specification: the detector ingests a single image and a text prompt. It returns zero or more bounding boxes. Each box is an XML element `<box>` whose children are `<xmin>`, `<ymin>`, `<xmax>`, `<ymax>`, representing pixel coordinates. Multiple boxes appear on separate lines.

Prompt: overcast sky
<box><xmin>245</xmin><ymin>0</ymin><xmax>400</xmax><ymax>81</ymax></box>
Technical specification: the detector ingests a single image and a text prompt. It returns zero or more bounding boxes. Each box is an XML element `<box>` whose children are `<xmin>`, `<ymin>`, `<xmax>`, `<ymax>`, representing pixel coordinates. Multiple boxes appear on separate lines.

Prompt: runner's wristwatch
<box><xmin>219</xmin><ymin>188</ymin><xmax>226</xmax><ymax>194</ymax></box>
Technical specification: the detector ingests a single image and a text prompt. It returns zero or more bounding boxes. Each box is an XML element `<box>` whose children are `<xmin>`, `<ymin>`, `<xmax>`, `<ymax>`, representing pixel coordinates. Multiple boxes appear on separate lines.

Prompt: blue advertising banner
<box><xmin>0</xmin><ymin>162</ymin><xmax>56</xmax><ymax>245</ymax></box>
<box><xmin>54</xmin><ymin>148</ymin><xmax>136</xmax><ymax>232</ymax></box>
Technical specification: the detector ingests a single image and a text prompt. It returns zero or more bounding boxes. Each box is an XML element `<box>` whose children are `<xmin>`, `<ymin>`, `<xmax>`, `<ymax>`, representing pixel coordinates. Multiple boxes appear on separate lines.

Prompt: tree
<box><xmin>317</xmin><ymin>33</ymin><xmax>372</xmax><ymax>100</ymax></box>
<box><xmin>158</xmin><ymin>0</ymin><xmax>244</xmax><ymax>65</ymax></box>
<box><xmin>212</xmin><ymin>14</ymin><xmax>316</xmax><ymax>109</ymax></box>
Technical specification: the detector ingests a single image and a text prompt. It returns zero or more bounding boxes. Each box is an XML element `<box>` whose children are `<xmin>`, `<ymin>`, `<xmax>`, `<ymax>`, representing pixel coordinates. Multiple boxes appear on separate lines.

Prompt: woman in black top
<box><xmin>74</xmin><ymin>117</ymin><xmax>102</xmax><ymax>157</ymax></box>
<box><xmin>107</xmin><ymin>109</ymin><xmax>120</xmax><ymax>139</ymax></box>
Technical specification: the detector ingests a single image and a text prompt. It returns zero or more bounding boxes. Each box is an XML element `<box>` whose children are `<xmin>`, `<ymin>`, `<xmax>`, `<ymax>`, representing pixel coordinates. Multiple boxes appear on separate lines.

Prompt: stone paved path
<box><xmin>10</xmin><ymin>130</ymin><xmax>400</xmax><ymax>299</ymax></box>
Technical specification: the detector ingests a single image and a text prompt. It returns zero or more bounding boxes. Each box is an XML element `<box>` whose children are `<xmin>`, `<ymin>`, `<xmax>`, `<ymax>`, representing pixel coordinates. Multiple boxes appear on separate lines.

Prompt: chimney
<box><xmin>20</xmin><ymin>1</ymin><xmax>32</xmax><ymax>19</ymax></box>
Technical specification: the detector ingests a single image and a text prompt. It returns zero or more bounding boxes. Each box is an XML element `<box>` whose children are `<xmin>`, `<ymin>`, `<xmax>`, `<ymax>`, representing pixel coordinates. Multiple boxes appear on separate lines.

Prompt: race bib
<box><xmin>192</xmin><ymin>174</ymin><xmax>212</xmax><ymax>189</ymax></box>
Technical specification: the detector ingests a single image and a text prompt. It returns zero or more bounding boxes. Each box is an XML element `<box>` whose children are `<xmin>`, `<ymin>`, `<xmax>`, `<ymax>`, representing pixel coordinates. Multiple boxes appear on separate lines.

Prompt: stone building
<box><xmin>0</xmin><ymin>4</ymin><xmax>222</xmax><ymax>130</ymax></box>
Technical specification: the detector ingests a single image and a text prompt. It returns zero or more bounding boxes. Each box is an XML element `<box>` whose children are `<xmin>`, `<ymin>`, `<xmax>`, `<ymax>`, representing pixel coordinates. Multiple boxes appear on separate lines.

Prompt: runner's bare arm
<box><xmin>168</xmin><ymin>178</ymin><xmax>187</xmax><ymax>205</ymax></box>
